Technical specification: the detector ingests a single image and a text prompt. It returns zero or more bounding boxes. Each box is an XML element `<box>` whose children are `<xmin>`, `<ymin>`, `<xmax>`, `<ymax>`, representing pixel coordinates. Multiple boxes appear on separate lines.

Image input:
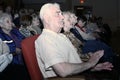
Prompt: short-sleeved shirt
<box><xmin>35</xmin><ymin>29</ymin><xmax>82</xmax><ymax>78</ymax></box>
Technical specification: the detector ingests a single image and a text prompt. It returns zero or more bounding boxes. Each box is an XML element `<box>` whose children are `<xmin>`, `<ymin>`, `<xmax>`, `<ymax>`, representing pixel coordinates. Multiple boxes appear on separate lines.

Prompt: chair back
<box><xmin>21</xmin><ymin>35</ymin><xmax>43</xmax><ymax>80</ymax></box>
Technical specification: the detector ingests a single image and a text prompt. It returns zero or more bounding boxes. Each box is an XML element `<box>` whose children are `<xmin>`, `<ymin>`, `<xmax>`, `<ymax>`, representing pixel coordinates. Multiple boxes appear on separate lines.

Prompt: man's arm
<box><xmin>52</xmin><ymin>50</ymin><xmax>104</xmax><ymax>77</ymax></box>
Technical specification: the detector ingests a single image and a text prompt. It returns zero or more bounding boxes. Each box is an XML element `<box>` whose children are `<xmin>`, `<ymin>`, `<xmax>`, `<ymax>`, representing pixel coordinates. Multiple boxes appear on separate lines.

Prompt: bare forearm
<box><xmin>66</xmin><ymin>62</ymin><xmax>95</xmax><ymax>75</ymax></box>
<box><xmin>53</xmin><ymin>50</ymin><xmax>104</xmax><ymax>77</ymax></box>
<box><xmin>53</xmin><ymin>62</ymin><xmax>95</xmax><ymax>77</ymax></box>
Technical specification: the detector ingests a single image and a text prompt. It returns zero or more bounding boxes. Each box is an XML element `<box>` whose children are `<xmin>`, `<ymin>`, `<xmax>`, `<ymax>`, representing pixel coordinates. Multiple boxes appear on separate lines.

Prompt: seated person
<box><xmin>19</xmin><ymin>15</ymin><xmax>36</xmax><ymax>37</ymax></box>
<box><xmin>96</xmin><ymin>17</ymin><xmax>112</xmax><ymax>44</ymax></box>
<box><xmin>0</xmin><ymin>13</ymin><xmax>30</xmax><ymax>80</ymax></box>
<box><xmin>63</xmin><ymin>11</ymin><xmax>89</xmax><ymax>61</ymax></box>
<box><xmin>62</xmin><ymin>11</ymin><xmax>117</xmax><ymax>63</ymax></box>
<box><xmin>19</xmin><ymin>14</ymin><xmax>42</xmax><ymax>38</ymax></box>
<box><xmin>70</xmin><ymin>15</ymin><xmax>116</xmax><ymax>64</ymax></box>
<box><xmin>85</xmin><ymin>20</ymin><xmax>101</xmax><ymax>39</ymax></box>
<box><xmin>0</xmin><ymin>38</ymin><xmax>13</xmax><ymax>72</ymax></box>
<box><xmin>74</xmin><ymin>15</ymin><xmax>97</xmax><ymax>40</ymax></box>
<box><xmin>35</xmin><ymin>3</ymin><xmax>113</xmax><ymax>79</ymax></box>
<box><xmin>30</xmin><ymin>13</ymin><xmax>42</xmax><ymax>34</ymax></box>
<box><xmin>0</xmin><ymin>13</ymin><xmax>25</xmax><ymax>65</ymax></box>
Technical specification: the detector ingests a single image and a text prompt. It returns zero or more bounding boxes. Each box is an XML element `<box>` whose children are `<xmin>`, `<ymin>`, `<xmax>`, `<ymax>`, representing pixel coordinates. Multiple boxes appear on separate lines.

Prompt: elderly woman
<box><xmin>0</xmin><ymin>13</ymin><xmax>25</xmax><ymax>65</ymax></box>
<box><xmin>62</xmin><ymin>11</ymin><xmax>114</xmax><ymax>71</ymax></box>
<box><xmin>62</xmin><ymin>11</ymin><xmax>88</xmax><ymax>61</ymax></box>
<box><xmin>0</xmin><ymin>13</ymin><xmax>29</xmax><ymax>80</ymax></box>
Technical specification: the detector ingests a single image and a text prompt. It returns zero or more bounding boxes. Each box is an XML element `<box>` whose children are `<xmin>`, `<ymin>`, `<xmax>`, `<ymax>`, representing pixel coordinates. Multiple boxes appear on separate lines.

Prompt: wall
<box><xmin>22</xmin><ymin>0</ymin><xmax>65</xmax><ymax>11</ymax></box>
<box><xmin>118</xmin><ymin>0</ymin><xmax>120</xmax><ymax>28</ymax></box>
<box><xmin>23</xmin><ymin>0</ymin><xmax>65</xmax><ymax>4</ymax></box>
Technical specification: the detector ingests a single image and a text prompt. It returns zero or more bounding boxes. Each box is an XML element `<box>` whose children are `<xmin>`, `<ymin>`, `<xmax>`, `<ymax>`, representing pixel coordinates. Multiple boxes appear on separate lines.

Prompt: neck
<box><xmin>44</xmin><ymin>24</ymin><xmax>61</xmax><ymax>33</ymax></box>
<box><xmin>64</xmin><ymin>27</ymin><xmax>70</xmax><ymax>32</ymax></box>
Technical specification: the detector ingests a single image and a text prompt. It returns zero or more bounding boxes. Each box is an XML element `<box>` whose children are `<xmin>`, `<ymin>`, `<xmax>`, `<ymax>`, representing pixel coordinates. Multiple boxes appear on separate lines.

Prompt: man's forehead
<box><xmin>52</xmin><ymin>7</ymin><xmax>61</xmax><ymax>12</ymax></box>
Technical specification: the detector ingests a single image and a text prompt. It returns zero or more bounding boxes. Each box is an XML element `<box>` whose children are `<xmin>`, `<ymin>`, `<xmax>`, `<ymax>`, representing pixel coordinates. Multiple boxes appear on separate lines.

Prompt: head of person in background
<box><xmin>4</xmin><ymin>5</ymin><xmax>12</xmax><ymax>14</ymax></box>
<box><xmin>20</xmin><ymin>14</ymin><xmax>32</xmax><ymax>28</ymax></box>
<box><xmin>4</xmin><ymin>5</ymin><xmax>14</xmax><ymax>21</ymax></box>
<box><xmin>63</xmin><ymin>11</ymin><xmax>77</xmax><ymax>32</ymax></box>
<box><xmin>0</xmin><ymin>13</ymin><xmax>13</xmax><ymax>32</ymax></box>
<box><xmin>19</xmin><ymin>14</ymin><xmax>36</xmax><ymax>37</ymax></box>
<box><xmin>31</xmin><ymin>13</ymin><xmax>41</xmax><ymax>27</ymax></box>
<box><xmin>19</xmin><ymin>14</ymin><xmax>42</xmax><ymax>37</ymax></box>
<box><xmin>77</xmin><ymin>15</ymin><xmax>87</xmax><ymax>28</ymax></box>
<box><xmin>31</xmin><ymin>13</ymin><xmax>42</xmax><ymax>34</ymax></box>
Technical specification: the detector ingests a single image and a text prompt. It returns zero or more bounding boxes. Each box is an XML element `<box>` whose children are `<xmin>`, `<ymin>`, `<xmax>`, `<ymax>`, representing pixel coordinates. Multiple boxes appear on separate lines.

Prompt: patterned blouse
<box><xmin>63</xmin><ymin>31</ymin><xmax>90</xmax><ymax>62</ymax></box>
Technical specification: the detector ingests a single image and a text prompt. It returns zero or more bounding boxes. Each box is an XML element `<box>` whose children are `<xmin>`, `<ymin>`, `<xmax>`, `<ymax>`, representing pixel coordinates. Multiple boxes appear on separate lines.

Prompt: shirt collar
<box><xmin>43</xmin><ymin>29</ymin><xmax>65</xmax><ymax>38</ymax></box>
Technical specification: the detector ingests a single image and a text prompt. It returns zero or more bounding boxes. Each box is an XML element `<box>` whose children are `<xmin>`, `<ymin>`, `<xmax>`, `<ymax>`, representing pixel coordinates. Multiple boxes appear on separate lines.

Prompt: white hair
<box><xmin>63</xmin><ymin>11</ymin><xmax>73</xmax><ymax>21</ymax></box>
<box><xmin>39</xmin><ymin>3</ymin><xmax>60</xmax><ymax>22</ymax></box>
<box><xmin>0</xmin><ymin>13</ymin><xmax>12</xmax><ymax>27</ymax></box>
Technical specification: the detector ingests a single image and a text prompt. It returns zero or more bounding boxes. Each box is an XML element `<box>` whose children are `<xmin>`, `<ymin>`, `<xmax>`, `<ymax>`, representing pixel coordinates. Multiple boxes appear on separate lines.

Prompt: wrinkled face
<box><xmin>1</xmin><ymin>17</ymin><xmax>12</xmax><ymax>30</ymax></box>
<box><xmin>63</xmin><ymin>13</ymin><xmax>78</xmax><ymax>31</ymax></box>
<box><xmin>70</xmin><ymin>14</ymin><xmax>77</xmax><ymax>26</ymax></box>
<box><xmin>32</xmin><ymin>17</ymin><xmax>40</xmax><ymax>26</ymax></box>
<box><xmin>63</xmin><ymin>14</ymin><xmax>71</xmax><ymax>31</ymax></box>
<box><xmin>48</xmin><ymin>6</ymin><xmax>64</xmax><ymax>29</ymax></box>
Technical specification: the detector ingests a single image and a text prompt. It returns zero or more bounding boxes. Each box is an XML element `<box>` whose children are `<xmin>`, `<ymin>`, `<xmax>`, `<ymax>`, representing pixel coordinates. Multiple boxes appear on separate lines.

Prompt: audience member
<box><xmin>94</xmin><ymin>16</ymin><xmax>112</xmax><ymax>44</ymax></box>
<box><xmin>35</xmin><ymin>3</ymin><xmax>113</xmax><ymax>78</ymax></box>
<box><xmin>75</xmin><ymin>15</ymin><xmax>97</xmax><ymax>40</ymax></box>
<box><xmin>19</xmin><ymin>14</ymin><xmax>41</xmax><ymax>37</ymax></box>
<box><xmin>19</xmin><ymin>15</ymin><xmax>34</xmax><ymax>37</ymax></box>
<box><xmin>0</xmin><ymin>13</ymin><xmax>30</xmax><ymax>80</ymax></box>
<box><xmin>30</xmin><ymin>13</ymin><xmax>42</xmax><ymax>34</ymax></box>
<box><xmin>13</xmin><ymin>10</ymin><xmax>21</xmax><ymax>28</ymax></box>
<box><xmin>63</xmin><ymin>11</ymin><xmax>117</xmax><ymax>64</ymax></box>
<box><xmin>71</xmin><ymin>15</ymin><xmax>116</xmax><ymax>63</ymax></box>
<box><xmin>63</xmin><ymin>11</ymin><xmax>89</xmax><ymax>61</ymax></box>
<box><xmin>0</xmin><ymin>13</ymin><xmax>25</xmax><ymax>65</ymax></box>
<box><xmin>4</xmin><ymin>5</ymin><xmax>14</xmax><ymax>21</ymax></box>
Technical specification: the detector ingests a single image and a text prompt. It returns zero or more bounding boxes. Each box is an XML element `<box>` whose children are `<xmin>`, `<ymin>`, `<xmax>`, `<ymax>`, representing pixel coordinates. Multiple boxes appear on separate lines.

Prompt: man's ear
<box><xmin>44</xmin><ymin>15</ymin><xmax>50</xmax><ymax>24</ymax></box>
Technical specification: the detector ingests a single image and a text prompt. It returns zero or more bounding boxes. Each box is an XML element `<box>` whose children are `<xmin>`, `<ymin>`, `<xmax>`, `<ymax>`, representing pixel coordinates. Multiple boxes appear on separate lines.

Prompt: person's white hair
<box><xmin>39</xmin><ymin>3</ymin><xmax>60</xmax><ymax>22</ymax></box>
<box><xmin>0</xmin><ymin>13</ymin><xmax>12</xmax><ymax>27</ymax></box>
<box><xmin>63</xmin><ymin>11</ymin><xmax>75</xmax><ymax>23</ymax></box>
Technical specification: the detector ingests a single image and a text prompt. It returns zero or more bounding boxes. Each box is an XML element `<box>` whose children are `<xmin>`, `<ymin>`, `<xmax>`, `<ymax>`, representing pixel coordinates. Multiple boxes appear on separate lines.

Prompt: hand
<box><xmin>92</xmin><ymin>62</ymin><xmax>113</xmax><ymax>71</ymax></box>
<box><xmin>88</xmin><ymin>50</ymin><xmax>104</xmax><ymax>67</ymax></box>
<box><xmin>15</xmin><ymin>48</ymin><xmax>21</xmax><ymax>54</ymax></box>
<box><xmin>6</xmin><ymin>54</ymin><xmax>13</xmax><ymax>64</ymax></box>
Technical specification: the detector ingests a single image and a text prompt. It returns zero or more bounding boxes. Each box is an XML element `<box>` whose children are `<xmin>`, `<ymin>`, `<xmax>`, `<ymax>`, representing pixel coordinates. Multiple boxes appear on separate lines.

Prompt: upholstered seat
<box><xmin>21</xmin><ymin>35</ymin><xmax>43</xmax><ymax>80</ymax></box>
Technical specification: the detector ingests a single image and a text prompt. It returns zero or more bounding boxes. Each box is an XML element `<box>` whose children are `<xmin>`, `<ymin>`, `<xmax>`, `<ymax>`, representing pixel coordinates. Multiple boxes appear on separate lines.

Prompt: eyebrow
<box><xmin>56</xmin><ymin>10</ymin><xmax>61</xmax><ymax>13</ymax></box>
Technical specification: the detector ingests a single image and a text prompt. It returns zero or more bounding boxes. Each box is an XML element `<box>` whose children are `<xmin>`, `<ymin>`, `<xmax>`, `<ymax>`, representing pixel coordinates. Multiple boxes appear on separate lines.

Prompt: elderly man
<box><xmin>35</xmin><ymin>3</ymin><xmax>113</xmax><ymax>78</ymax></box>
